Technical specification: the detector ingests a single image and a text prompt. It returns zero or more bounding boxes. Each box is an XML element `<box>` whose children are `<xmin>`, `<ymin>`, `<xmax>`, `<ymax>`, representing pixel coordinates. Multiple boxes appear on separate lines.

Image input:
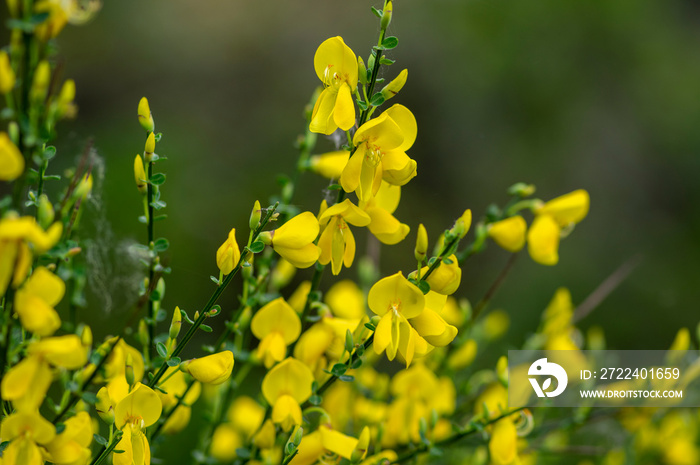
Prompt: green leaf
<box><xmin>417</xmin><ymin>280</ymin><xmax>431</xmax><ymax>295</ymax></box>
<box><xmin>369</xmin><ymin>93</ymin><xmax>385</xmax><ymax>107</ymax></box>
<box><xmin>55</xmin><ymin>423</ymin><xmax>66</xmax><ymax>435</ymax></box>
<box><xmin>331</xmin><ymin>363</ymin><xmax>347</xmax><ymax>376</ymax></box>
<box><xmin>150</xmin><ymin>173</ymin><xmax>166</xmax><ymax>185</ymax></box>
<box><xmin>156</xmin><ymin>342</ymin><xmax>168</xmax><ymax>358</ymax></box>
<box><xmin>382</xmin><ymin>36</ymin><xmax>399</xmax><ymax>49</ymax></box>
<box><xmin>338</xmin><ymin>374</ymin><xmax>354</xmax><ymax>382</ymax></box>
<box><xmin>371</xmin><ymin>6</ymin><xmax>382</xmax><ymax>18</ymax></box>
<box><xmin>379</xmin><ymin>57</ymin><xmax>395</xmax><ymax>65</ymax></box>
<box><xmin>94</xmin><ymin>434</ymin><xmax>108</xmax><ymax>446</ymax></box>
<box><xmin>308</xmin><ymin>394</ymin><xmax>322</xmax><ymax>406</ymax></box>
<box><xmin>249</xmin><ymin>241</ymin><xmax>265</xmax><ymax>253</ymax></box>
<box><xmin>44</xmin><ymin>146</ymin><xmax>57</xmax><ymax>160</ymax></box>
<box><xmin>154</xmin><ymin>238</ymin><xmax>169</xmax><ymax>252</ymax></box>
<box><xmin>327</xmin><ymin>183</ymin><xmax>342</xmax><ymax>190</ymax></box>
<box><xmin>166</xmin><ymin>357</ymin><xmax>181</xmax><ymax>367</ymax></box>
<box><xmin>357</xmin><ymin>99</ymin><xmax>368</xmax><ymax>111</ymax></box>
<box><xmin>364</xmin><ymin>322</ymin><xmax>376</xmax><ymax>331</ymax></box>
<box><xmin>200</xmin><ymin>324</ymin><xmax>213</xmax><ymax>333</ymax></box>
<box><xmin>443</xmin><ymin>257</ymin><xmax>453</xmax><ymax>265</ymax></box>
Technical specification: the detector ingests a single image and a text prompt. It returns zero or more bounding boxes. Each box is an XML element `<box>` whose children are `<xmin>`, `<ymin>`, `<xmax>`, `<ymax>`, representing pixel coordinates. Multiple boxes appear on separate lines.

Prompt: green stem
<box><xmin>146</xmin><ymin>153</ymin><xmax>156</xmax><ymax>361</ymax></box>
<box><xmin>147</xmin><ymin>203</ymin><xmax>279</xmax><ymax>388</ymax></box>
<box><xmin>89</xmin><ymin>431</ymin><xmax>123</xmax><ymax>465</ymax></box>
<box><xmin>282</xmin><ymin>450</ymin><xmax>299</xmax><ymax>465</ymax></box>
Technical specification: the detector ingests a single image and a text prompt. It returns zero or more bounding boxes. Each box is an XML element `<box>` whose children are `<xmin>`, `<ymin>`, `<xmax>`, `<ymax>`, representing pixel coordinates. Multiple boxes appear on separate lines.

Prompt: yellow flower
<box><xmin>216</xmin><ymin>227</ymin><xmax>241</xmax><ymax>275</ymax></box>
<box><xmin>261</xmin><ymin>212</ymin><xmax>320</xmax><ymax>269</ymax></box>
<box><xmin>44</xmin><ymin>411</ymin><xmax>93</xmax><ymax>465</ymax></box>
<box><xmin>527</xmin><ymin>214</ymin><xmax>560</xmax><ymax>265</ymax></box>
<box><xmin>310</xmin><ymin>36</ymin><xmax>358</xmax><ymax>135</ymax></box>
<box><xmin>251</xmin><ymin>297</ymin><xmax>301</xmax><ymax>368</ymax></box>
<box><xmin>318</xmin><ymin>199</ymin><xmax>371</xmax><ymax>275</ymax></box>
<box><xmin>489</xmin><ymin>419</ymin><xmax>518</xmax><ymax>465</ymax></box>
<box><xmin>488</xmin><ymin>216</ymin><xmax>527</xmax><ymax>252</ymax></box>
<box><xmin>34</xmin><ymin>0</ymin><xmax>69</xmax><ymax>41</ymax></box>
<box><xmin>261</xmin><ymin>358</ymin><xmax>314</xmax><ymax>431</ymax></box>
<box><xmin>325</xmin><ymin>279</ymin><xmax>366</xmax><ymax>319</ymax></box>
<box><xmin>361</xmin><ymin>181</ymin><xmax>410</xmax><ymax>245</ymax></box>
<box><xmin>2</xmin><ymin>335</ymin><xmax>88</xmax><ymax>412</ymax></box>
<box><xmin>340</xmin><ymin>104</ymin><xmax>417</xmax><ymax>201</ymax></box>
<box><xmin>0</xmin><ymin>411</ymin><xmax>56</xmax><ymax>465</ymax></box>
<box><xmin>13</xmin><ymin>266</ymin><xmax>64</xmax><ymax>336</ymax></box>
<box><xmin>537</xmin><ymin>189</ymin><xmax>590</xmax><ymax>226</ymax></box>
<box><xmin>409</xmin><ymin>254</ymin><xmax>462</xmax><ymax>295</ymax></box>
<box><xmin>408</xmin><ymin>291</ymin><xmax>458</xmax><ymax>347</ymax></box>
<box><xmin>0</xmin><ymin>51</ymin><xmax>15</xmax><ymax>94</ymax></box>
<box><xmin>309</xmin><ymin>150</ymin><xmax>350</xmax><ymax>179</ymax></box>
<box><xmin>447</xmin><ymin>338</ymin><xmax>478</xmax><ymax>370</ymax></box>
<box><xmin>369</xmin><ymin>272</ymin><xmax>425</xmax><ymax>366</ymax></box>
<box><xmin>0</xmin><ymin>132</ymin><xmax>24</xmax><ymax>181</ymax></box>
<box><xmin>113</xmin><ymin>383</ymin><xmax>162</xmax><ymax>465</ymax></box>
<box><xmin>182</xmin><ymin>351</ymin><xmax>234</xmax><ymax>385</ymax></box>
<box><xmin>210</xmin><ymin>424</ymin><xmax>243</xmax><ymax>462</ymax></box>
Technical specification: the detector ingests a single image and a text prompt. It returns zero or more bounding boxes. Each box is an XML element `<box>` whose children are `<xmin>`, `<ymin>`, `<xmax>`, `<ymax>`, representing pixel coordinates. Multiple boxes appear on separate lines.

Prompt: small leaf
<box><xmin>166</xmin><ymin>357</ymin><xmax>181</xmax><ymax>367</ymax></box>
<box><xmin>81</xmin><ymin>392</ymin><xmax>98</xmax><ymax>404</ymax></box>
<box><xmin>327</xmin><ymin>183</ymin><xmax>342</xmax><ymax>190</ymax></box>
<box><xmin>43</xmin><ymin>146</ymin><xmax>57</xmax><ymax>160</ymax></box>
<box><xmin>369</xmin><ymin>93</ymin><xmax>385</xmax><ymax>107</ymax></box>
<box><xmin>150</xmin><ymin>173</ymin><xmax>166</xmax><ymax>185</ymax></box>
<box><xmin>156</xmin><ymin>342</ymin><xmax>168</xmax><ymax>358</ymax></box>
<box><xmin>331</xmin><ymin>363</ymin><xmax>347</xmax><ymax>376</ymax></box>
<box><xmin>379</xmin><ymin>57</ymin><xmax>395</xmax><ymax>65</ymax></box>
<box><xmin>338</xmin><ymin>374</ymin><xmax>354</xmax><ymax>382</ymax></box>
<box><xmin>371</xmin><ymin>6</ymin><xmax>382</xmax><ymax>18</ymax></box>
<box><xmin>55</xmin><ymin>423</ymin><xmax>66</xmax><ymax>435</ymax></box>
<box><xmin>381</xmin><ymin>36</ymin><xmax>399</xmax><ymax>49</ymax></box>
<box><xmin>200</xmin><ymin>324</ymin><xmax>213</xmax><ymax>333</ymax></box>
<box><xmin>364</xmin><ymin>322</ymin><xmax>376</xmax><ymax>331</ymax></box>
<box><xmin>94</xmin><ymin>434</ymin><xmax>108</xmax><ymax>446</ymax></box>
<box><xmin>309</xmin><ymin>394</ymin><xmax>322</xmax><ymax>406</ymax></box>
<box><xmin>249</xmin><ymin>241</ymin><xmax>265</xmax><ymax>253</ymax></box>
<box><xmin>154</xmin><ymin>238</ymin><xmax>170</xmax><ymax>252</ymax></box>
<box><xmin>357</xmin><ymin>99</ymin><xmax>368</xmax><ymax>111</ymax></box>
<box><xmin>417</xmin><ymin>280</ymin><xmax>431</xmax><ymax>295</ymax></box>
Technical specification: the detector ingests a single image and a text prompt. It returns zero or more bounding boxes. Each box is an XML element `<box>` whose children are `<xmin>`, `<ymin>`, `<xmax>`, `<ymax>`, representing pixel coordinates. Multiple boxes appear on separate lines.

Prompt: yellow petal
<box><xmin>366</xmin><ymin>205</ymin><xmax>410</xmax><ymax>245</ymax></box>
<box><xmin>12</xmin><ymin>242</ymin><xmax>32</xmax><ymax>288</ymax></box>
<box><xmin>210</xmin><ymin>424</ymin><xmax>242</xmax><ymax>462</ymax></box>
<box><xmin>274</xmin><ymin>243</ymin><xmax>320</xmax><ymax>269</ymax></box>
<box><xmin>184</xmin><ymin>351</ymin><xmax>234</xmax><ymax>385</ymax></box>
<box><xmin>14</xmin><ymin>292</ymin><xmax>61</xmax><ymax>336</ymax></box>
<box><xmin>310</xmin><ymin>87</ymin><xmax>338</xmax><ymax>135</ymax></box>
<box><xmin>227</xmin><ymin>396</ymin><xmax>265</xmax><ymax>437</ymax></box>
<box><xmin>397</xmin><ymin>316</ymin><xmax>416</xmax><ymax>367</ymax></box>
<box><xmin>261</xmin><ymin>358</ymin><xmax>314</xmax><ymax>404</ymax></box>
<box><xmin>340</xmin><ymin>150</ymin><xmax>363</xmax><ymax>194</ymax></box>
<box><xmin>334</xmin><ymin>82</ymin><xmax>355</xmax><ymax>131</ymax></box>
<box><xmin>22</xmin><ymin>266</ymin><xmax>65</xmax><ymax>306</ymax></box>
<box><xmin>2</xmin><ymin>437</ymin><xmax>45</xmax><ymax>465</ymax></box>
<box><xmin>0</xmin><ymin>241</ymin><xmax>18</xmax><ymax>295</ymax></box>
<box><xmin>258</xmin><ymin>332</ymin><xmax>288</xmax><ymax>368</ymax></box>
<box><xmin>368</xmin><ymin>272</ymin><xmax>425</xmax><ymax>319</ymax></box>
<box><xmin>408</xmin><ymin>308</ymin><xmax>458</xmax><ymax>347</ymax></box>
<box><xmin>489</xmin><ymin>419</ymin><xmax>518</xmax><ymax>465</ymax></box>
<box><xmin>374</xmin><ymin>181</ymin><xmax>401</xmax><ymax>214</ymax></box>
<box><xmin>385</xmin><ymin>104</ymin><xmax>417</xmax><ymax>151</ymax></box>
<box><xmin>313</xmin><ymin>37</ymin><xmax>358</xmax><ymax>87</ymax></box>
<box><xmin>538</xmin><ymin>189</ymin><xmax>590</xmax><ymax>226</ymax></box>
<box><xmin>29</xmin><ymin>335</ymin><xmax>88</xmax><ymax>369</ymax></box>
<box><xmin>320</xmin><ymin>425</ymin><xmax>358</xmax><ymax>459</ymax></box>
<box><xmin>381</xmin><ymin>150</ymin><xmax>417</xmax><ymax>186</ymax></box>
<box><xmin>353</xmin><ymin>112</ymin><xmax>404</xmax><ymax>151</ymax></box>
<box><xmin>0</xmin><ymin>132</ymin><xmax>24</xmax><ymax>181</ymax></box>
<box><xmin>115</xmin><ymin>383</ymin><xmax>162</xmax><ymax>429</ymax></box>
<box><xmin>373</xmin><ymin>312</ymin><xmax>393</xmax><ymax>356</ymax></box>
<box><xmin>272</xmin><ymin>394</ymin><xmax>302</xmax><ymax>431</ymax></box>
<box><xmin>251</xmin><ymin>297</ymin><xmax>301</xmax><ymax>343</ymax></box>
<box><xmin>325</xmin><ymin>280</ymin><xmax>365</xmax><ymax>319</ymax></box>
<box><xmin>309</xmin><ymin>151</ymin><xmax>350</xmax><ymax>179</ymax></box>
<box><xmin>289</xmin><ymin>430</ymin><xmax>324</xmax><ymax>465</ymax></box>
<box><xmin>1</xmin><ymin>355</ymin><xmax>51</xmax><ymax>410</ymax></box>
<box><xmin>527</xmin><ymin>214</ymin><xmax>560</xmax><ymax>266</ymax></box>
<box><xmin>319</xmin><ymin>199</ymin><xmax>371</xmax><ymax>227</ymax></box>
<box><xmin>488</xmin><ymin>216</ymin><xmax>527</xmax><ymax>252</ymax></box>
<box><xmin>342</xmin><ymin>224</ymin><xmax>356</xmax><ymax>269</ymax></box>
<box><xmin>272</xmin><ymin>212</ymin><xmax>320</xmax><ymax>249</ymax></box>
<box><xmin>216</xmin><ymin>228</ymin><xmax>241</xmax><ymax>275</ymax></box>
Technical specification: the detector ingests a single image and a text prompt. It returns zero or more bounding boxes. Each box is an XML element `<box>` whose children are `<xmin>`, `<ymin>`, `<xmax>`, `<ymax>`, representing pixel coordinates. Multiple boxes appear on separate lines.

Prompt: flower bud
<box><xmin>169</xmin><ymin>306</ymin><xmax>182</xmax><ymax>339</ymax></box>
<box><xmin>95</xmin><ymin>387</ymin><xmax>115</xmax><ymax>424</ymax></box>
<box><xmin>73</xmin><ymin>174</ymin><xmax>93</xmax><ymax>201</ymax></box>
<box><xmin>249</xmin><ymin>200</ymin><xmax>261</xmax><ymax>230</ymax></box>
<box><xmin>507</xmin><ymin>182</ymin><xmax>536</xmax><ymax>198</ymax></box>
<box><xmin>31</xmin><ymin>60</ymin><xmax>50</xmax><ymax>102</ymax></box>
<box><xmin>381</xmin><ymin>1</ymin><xmax>393</xmax><ymax>30</ymax></box>
<box><xmin>144</xmin><ymin>132</ymin><xmax>156</xmax><ymax>162</ymax></box>
<box><xmin>37</xmin><ymin>194</ymin><xmax>55</xmax><ymax>229</ymax></box>
<box><xmin>125</xmin><ymin>353</ymin><xmax>135</xmax><ymax>386</ymax></box>
<box><xmin>138</xmin><ymin>96</ymin><xmax>155</xmax><ymax>132</ymax></box>
<box><xmin>380</xmin><ymin>69</ymin><xmax>407</xmax><ymax>101</ymax></box>
<box><xmin>0</xmin><ymin>51</ymin><xmax>15</xmax><ymax>94</ymax></box>
<box><xmin>138</xmin><ymin>319</ymin><xmax>149</xmax><ymax>348</ymax></box>
<box><xmin>80</xmin><ymin>325</ymin><xmax>93</xmax><ymax>348</ymax></box>
<box><xmin>414</xmin><ymin>223</ymin><xmax>428</xmax><ymax>262</ymax></box>
<box><xmin>55</xmin><ymin>79</ymin><xmax>76</xmax><ymax>118</ymax></box>
<box><xmin>351</xmin><ymin>426</ymin><xmax>370</xmax><ymax>462</ymax></box>
<box><xmin>451</xmin><ymin>209</ymin><xmax>472</xmax><ymax>239</ymax></box>
<box><xmin>358</xmin><ymin>56</ymin><xmax>368</xmax><ymax>85</ymax></box>
<box><xmin>0</xmin><ymin>132</ymin><xmax>24</xmax><ymax>182</ymax></box>
<box><xmin>134</xmin><ymin>154</ymin><xmax>147</xmax><ymax>195</ymax></box>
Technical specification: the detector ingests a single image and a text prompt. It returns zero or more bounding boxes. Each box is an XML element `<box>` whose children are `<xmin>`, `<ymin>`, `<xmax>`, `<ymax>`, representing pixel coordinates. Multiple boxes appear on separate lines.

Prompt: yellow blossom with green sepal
<box><xmin>318</xmin><ymin>198</ymin><xmax>371</xmax><ymax>275</ymax></box>
<box><xmin>260</xmin><ymin>211</ymin><xmax>320</xmax><ymax>269</ymax></box>
<box><xmin>182</xmin><ymin>351</ymin><xmax>234</xmax><ymax>385</ymax></box>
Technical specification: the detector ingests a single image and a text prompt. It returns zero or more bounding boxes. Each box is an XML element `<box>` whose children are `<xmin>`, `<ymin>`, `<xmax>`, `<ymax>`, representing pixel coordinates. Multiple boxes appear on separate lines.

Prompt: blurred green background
<box><xmin>17</xmin><ymin>0</ymin><xmax>700</xmax><ymax>399</ymax></box>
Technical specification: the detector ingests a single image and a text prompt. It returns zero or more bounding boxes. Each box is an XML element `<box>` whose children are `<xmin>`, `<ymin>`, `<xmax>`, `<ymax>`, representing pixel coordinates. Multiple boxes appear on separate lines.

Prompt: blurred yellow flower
<box><xmin>488</xmin><ymin>216</ymin><xmax>527</xmax><ymax>252</ymax></box>
<box><xmin>0</xmin><ymin>132</ymin><xmax>24</xmax><ymax>181</ymax></box>
<box><xmin>216</xmin><ymin>227</ymin><xmax>241</xmax><ymax>275</ymax></box>
<box><xmin>114</xmin><ymin>383</ymin><xmax>162</xmax><ymax>465</ymax></box>
<box><xmin>182</xmin><ymin>351</ymin><xmax>234</xmax><ymax>385</ymax></box>
<box><xmin>262</xmin><ymin>358</ymin><xmax>314</xmax><ymax>431</ymax></box>
<box><xmin>318</xmin><ymin>199</ymin><xmax>371</xmax><ymax>275</ymax></box>
<box><xmin>13</xmin><ymin>266</ymin><xmax>64</xmax><ymax>336</ymax></box>
<box><xmin>251</xmin><ymin>297</ymin><xmax>301</xmax><ymax>368</ymax></box>
<box><xmin>0</xmin><ymin>411</ymin><xmax>56</xmax><ymax>465</ymax></box>
<box><xmin>261</xmin><ymin>212</ymin><xmax>320</xmax><ymax>269</ymax></box>
<box><xmin>310</xmin><ymin>36</ymin><xmax>358</xmax><ymax>135</ymax></box>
